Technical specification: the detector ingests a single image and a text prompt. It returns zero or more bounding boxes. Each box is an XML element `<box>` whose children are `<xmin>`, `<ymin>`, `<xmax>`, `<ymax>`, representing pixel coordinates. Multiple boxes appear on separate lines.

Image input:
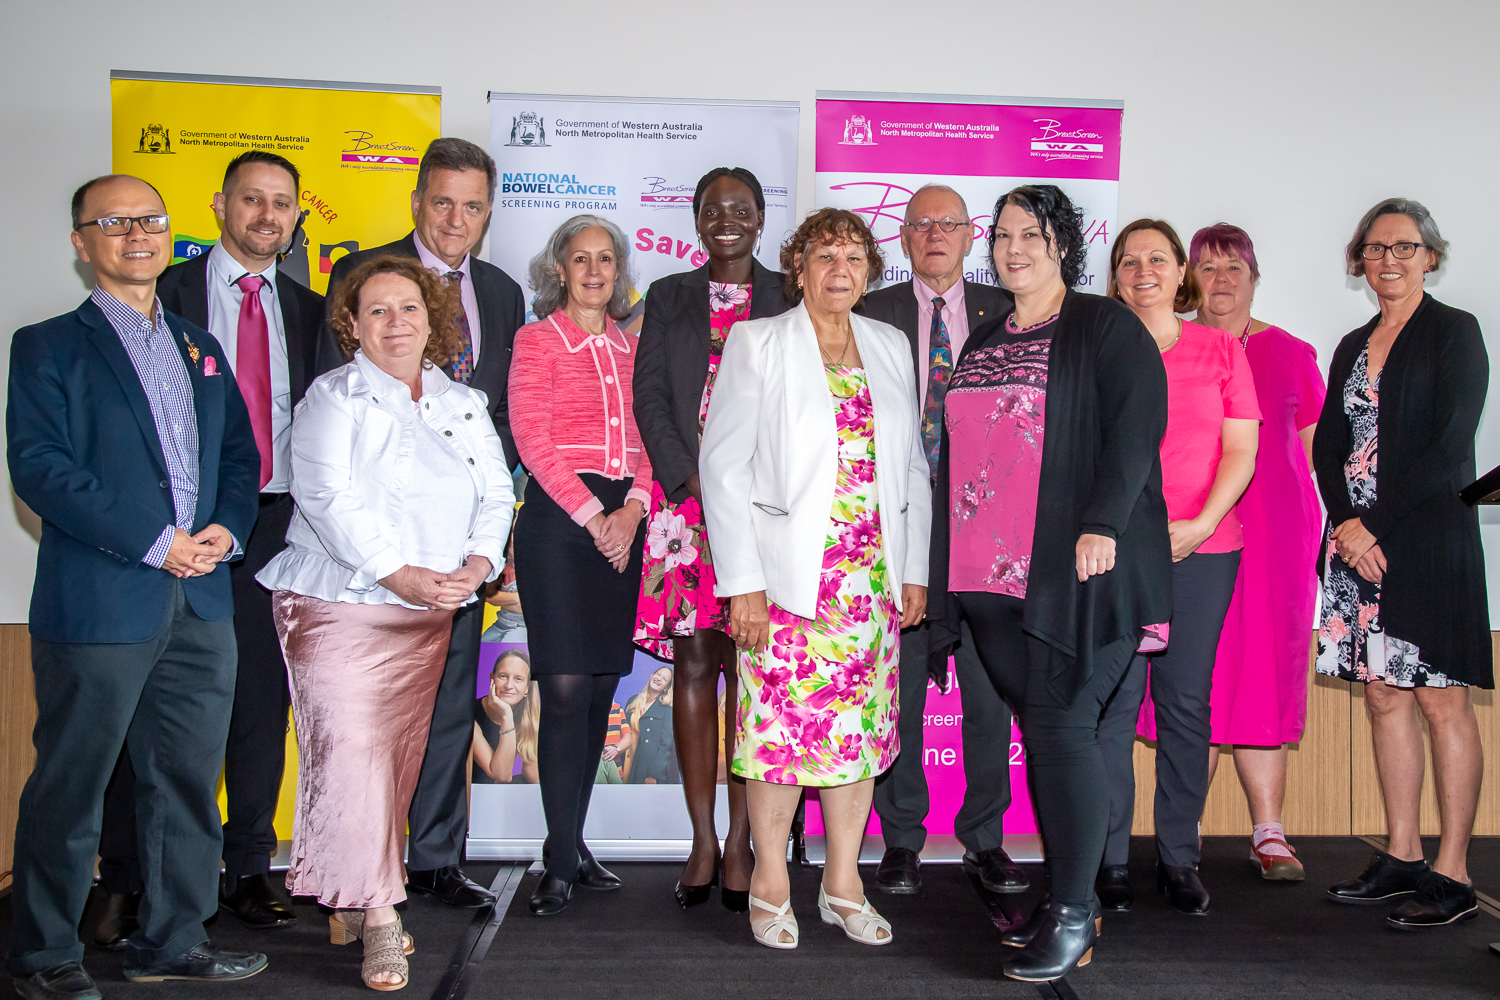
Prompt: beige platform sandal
<box><xmin>329</xmin><ymin>911</ymin><xmax>415</xmax><ymax>955</ymax></box>
<box><xmin>818</xmin><ymin>885</ymin><xmax>892</xmax><ymax>945</ymax></box>
<box><xmin>748</xmin><ymin>894</ymin><xmax>799</xmax><ymax>950</ymax></box>
<box><xmin>361</xmin><ymin>917</ymin><xmax>409</xmax><ymax>992</ymax></box>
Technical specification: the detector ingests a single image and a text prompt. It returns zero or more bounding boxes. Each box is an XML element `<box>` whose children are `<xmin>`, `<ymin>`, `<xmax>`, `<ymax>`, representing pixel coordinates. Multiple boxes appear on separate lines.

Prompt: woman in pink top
<box><xmin>508</xmin><ymin>215</ymin><xmax>653</xmax><ymax>917</ymax></box>
<box><xmin>1096</xmin><ymin>219</ymin><xmax>1261</xmax><ymax>917</ymax></box>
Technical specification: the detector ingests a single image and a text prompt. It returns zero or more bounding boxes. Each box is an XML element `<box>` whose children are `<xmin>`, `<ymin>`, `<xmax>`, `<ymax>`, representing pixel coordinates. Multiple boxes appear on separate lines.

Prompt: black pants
<box><xmin>536</xmin><ymin>673</ymin><xmax>620</xmax><ymax>881</ymax></box>
<box><xmin>955</xmin><ymin>592</ymin><xmax>1137</xmax><ymax>907</ymax></box>
<box><xmin>1100</xmin><ymin>551</ymin><xmax>1241</xmax><ymax>868</ymax></box>
<box><xmin>872</xmin><ymin>619</ymin><xmax>1012</xmax><ymax>854</ymax></box>
<box><xmin>6</xmin><ymin>581</ymin><xmax>236</xmax><ymax>974</ymax></box>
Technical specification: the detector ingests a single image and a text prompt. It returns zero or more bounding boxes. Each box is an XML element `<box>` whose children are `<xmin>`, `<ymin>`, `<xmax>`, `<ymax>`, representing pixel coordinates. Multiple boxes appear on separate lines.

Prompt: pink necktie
<box><xmin>235</xmin><ymin>274</ymin><xmax>273</xmax><ymax>489</ymax></box>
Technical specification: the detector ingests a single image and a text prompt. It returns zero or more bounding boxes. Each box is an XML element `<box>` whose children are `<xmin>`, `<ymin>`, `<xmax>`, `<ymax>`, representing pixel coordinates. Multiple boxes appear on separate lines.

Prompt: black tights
<box><xmin>536</xmin><ymin>673</ymin><xmax>620</xmax><ymax>882</ymax></box>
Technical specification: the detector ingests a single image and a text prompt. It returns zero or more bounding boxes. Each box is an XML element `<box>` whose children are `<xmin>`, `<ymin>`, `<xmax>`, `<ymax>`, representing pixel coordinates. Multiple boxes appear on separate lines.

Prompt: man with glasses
<box><xmin>856</xmin><ymin>184</ymin><xmax>1023</xmax><ymax>897</ymax></box>
<box><xmin>6</xmin><ymin>174</ymin><xmax>267</xmax><ymax>999</ymax></box>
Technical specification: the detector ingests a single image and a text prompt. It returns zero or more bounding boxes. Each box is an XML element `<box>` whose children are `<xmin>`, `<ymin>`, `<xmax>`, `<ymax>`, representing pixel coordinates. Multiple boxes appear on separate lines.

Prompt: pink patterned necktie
<box><xmin>445</xmin><ymin>270</ymin><xmax>474</xmax><ymax>384</ymax></box>
<box><xmin>235</xmin><ymin>274</ymin><xmax>273</xmax><ymax>489</ymax></box>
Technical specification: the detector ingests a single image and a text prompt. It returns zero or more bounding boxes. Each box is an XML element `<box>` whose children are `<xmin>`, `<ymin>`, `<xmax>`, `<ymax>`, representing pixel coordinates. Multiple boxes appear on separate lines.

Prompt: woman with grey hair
<box><xmin>508</xmin><ymin>214</ymin><xmax>653</xmax><ymax>916</ymax></box>
<box><xmin>1314</xmin><ymin>197</ymin><xmax>1490</xmax><ymax>929</ymax></box>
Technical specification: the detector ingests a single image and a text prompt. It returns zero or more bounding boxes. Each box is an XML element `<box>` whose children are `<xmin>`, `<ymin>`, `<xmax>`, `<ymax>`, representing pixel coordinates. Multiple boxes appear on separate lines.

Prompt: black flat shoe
<box><xmin>1096</xmin><ymin>864</ymin><xmax>1134</xmax><ymax>912</ymax></box>
<box><xmin>875</xmin><ymin>847</ymin><xmax>922</xmax><ymax>895</ymax></box>
<box><xmin>963</xmin><ymin>847</ymin><xmax>1029</xmax><ymax>894</ymax></box>
<box><xmin>577</xmin><ymin>855</ymin><xmax>622</xmax><ymax>891</ymax></box>
<box><xmin>123</xmin><ymin>942</ymin><xmax>267</xmax><ymax>982</ymax></box>
<box><xmin>1002</xmin><ymin>899</ymin><xmax>1101</xmax><ymax>982</ymax></box>
<box><xmin>999</xmin><ymin>891</ymin><xmax>1050</xmax><ymax>948</ymax></box>
<box><xmin>674</xmin><ymin>867</ymin><xmax>718</xmax><ymax>908</ymax></box>
<box><xmin>1156</xmin><ymin>862</ymin><xmax>1210</xmax><ymax>915</ymax></box>
<box><xmin>528</xmin><ymin>872</ymin><xmax>574</xmax><ymax>916</ymax></box>
<box><xmin>1327</xmin><ymin>850</ymin><xmax>1428</xmax><ymax>905</ymax></box>
<box><xmin>12</xmin><ymin>961</ymin><xmax>102</xmax><ymax>1000</ymax></box>
<box><xmin>218</xmin><ymin>874</ymin><xmax>297</xmax><ymax>930</ymax></box>
<box><xmin>408</xmin><ymin>866</ymin><xmax>497</xmax><ymax>908</ymax></box>
<box><xmin>93</xmin><ymin>890</ymin><xmax>141</xmax><ymax>950</ymax></box>
<box><xmin>1387</xmin><ymin>871</ymin><xmax>1479</xmax><ymax>929</ymax></box>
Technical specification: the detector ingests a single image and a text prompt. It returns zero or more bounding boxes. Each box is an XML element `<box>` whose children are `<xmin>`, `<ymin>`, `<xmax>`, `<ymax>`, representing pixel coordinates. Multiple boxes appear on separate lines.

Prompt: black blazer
<box><xmin>157</xmin><ymin>250</ymin><xmax>338</xmax><ymax>409</ymax></box>
<box><xmin>633</xmin><ymin>259</ymin><xmax>791</xmax><ymax>502</ymax></box>
<box><xmin>1312</xmin><ymin>293</ymin><xmax>1491</xmax><ymax>686</ymax></box>
<box><xmin>324</xmin><ymin>232</ymin><xmax>527</xmax><ymax>468</ymax></box>
<box><xmin>857</xmin><ymin>278</ymin><xmax>1013</xmax><ymax>396</ymax></box>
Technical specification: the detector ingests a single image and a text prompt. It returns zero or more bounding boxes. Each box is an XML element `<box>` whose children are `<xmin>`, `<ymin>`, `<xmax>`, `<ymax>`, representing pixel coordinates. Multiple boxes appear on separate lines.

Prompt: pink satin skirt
<box><xmin>272</xmin><ymin>592</ymin><xmax>452</xmax><ymax>908</ymax></box>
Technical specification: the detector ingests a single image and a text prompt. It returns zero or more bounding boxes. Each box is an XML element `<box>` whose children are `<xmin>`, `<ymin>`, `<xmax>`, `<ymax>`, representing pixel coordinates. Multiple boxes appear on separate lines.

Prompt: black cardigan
<box><xmin>632</xmin><ymin>258</ymin><xmax>791</xmax><ymax>502</ymax></box>
<box><xmin>930</xmin><ymin>290</ymin><xmax>1173</xmax><ymax>705</ymax></box>
<box><xmin>1312</xmin><ymin>293</ymin><xmax>1491</xmax><ymax>686</ymax></box>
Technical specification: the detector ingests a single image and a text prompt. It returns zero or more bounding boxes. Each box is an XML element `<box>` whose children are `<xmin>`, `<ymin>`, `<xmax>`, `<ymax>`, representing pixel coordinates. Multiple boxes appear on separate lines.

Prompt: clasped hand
<box><xmin>585</xmin><ymin>503</ymin><xmax>644</xmax><ymax>573</ymax></box>
<box><xmin>1332</xmin><ymin>517</ymin><xmax>1387</xmax><ymax>584</ymax></box>
<box><xmin>380</xmin><ymin>556</ymin><xmax>493</xmax><ymax>611</ymax></box>
<box><xmin>162</xmin><ymin>525</ymin><xmax>234</xmax><ymax>579</ymax></box>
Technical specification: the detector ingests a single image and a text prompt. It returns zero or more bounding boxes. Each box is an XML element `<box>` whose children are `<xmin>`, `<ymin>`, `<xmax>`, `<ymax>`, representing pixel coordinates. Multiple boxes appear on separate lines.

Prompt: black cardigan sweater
<box><xmin>1312</xmin><ymin>293</ymin><xmax>1491</xmax><ymax>686</ymax></box>
<box><xmin>930</xmin><ymin>290</ymin><xmax>1173</xmax><ymax>705</ymax></box>
<box><xmin>632</xmin><ymin>258</ymin><xmax>791</xmax><ymax>502</ymax></box>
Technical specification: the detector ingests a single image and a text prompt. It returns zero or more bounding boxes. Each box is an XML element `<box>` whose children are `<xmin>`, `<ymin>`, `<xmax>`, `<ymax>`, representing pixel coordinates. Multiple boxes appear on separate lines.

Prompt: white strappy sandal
<box><xmin>818</xmin><ymin>885</ymin><xmax>893</xmax><ymax>946</ymax></box>
<box><xmin>748</xmin><ymin>894</ymin><xmax>799</xmax><ymax>950</ymax></box>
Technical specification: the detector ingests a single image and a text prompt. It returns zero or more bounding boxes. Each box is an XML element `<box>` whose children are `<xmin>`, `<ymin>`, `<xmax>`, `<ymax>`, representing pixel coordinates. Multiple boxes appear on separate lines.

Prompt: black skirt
<box><xmin>513</xmin><ymin>473</ymin><xmax>646</xmax><ymax>676</ymax></box>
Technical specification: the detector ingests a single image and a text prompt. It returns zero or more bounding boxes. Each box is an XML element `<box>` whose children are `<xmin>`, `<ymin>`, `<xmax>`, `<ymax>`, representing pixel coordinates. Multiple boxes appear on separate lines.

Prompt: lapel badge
<box><xmin>182</xmin><ymin>330</ymin><xmax>201</xmax><ymax>365</ymax></box>
<box><xmin>204</xmin><ymin>356</ymin><xmax>219</xmax><ymax>376</ymax></box>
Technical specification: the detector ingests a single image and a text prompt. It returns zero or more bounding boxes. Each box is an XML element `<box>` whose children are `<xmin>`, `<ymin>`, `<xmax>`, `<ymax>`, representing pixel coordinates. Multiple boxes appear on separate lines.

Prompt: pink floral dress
<box><xmin>731</xmin><ymin>364</ymin><xmax>901</xmax><ymax>786</ymax></box>
<box><xmin>633</xmin><ymin>282</ymin><xmax>751</xmax><ymax>658</ymax></box>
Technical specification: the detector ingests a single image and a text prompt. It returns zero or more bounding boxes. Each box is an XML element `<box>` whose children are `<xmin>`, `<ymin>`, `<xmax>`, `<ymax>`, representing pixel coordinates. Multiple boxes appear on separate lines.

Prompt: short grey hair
<box><xmin>906</xmin><ymin>184</ymin><xmax>969</xmax><ymax>222</ymax></box>
<box><xmin>527</xmin><ymin>215</ymin><xmax>636</xmax><ymax>321</ymax></box>
<box><xmin>1346</xmin><ymin>197</ymin><xmax>1450</xmax><ymax>276</ymax></box>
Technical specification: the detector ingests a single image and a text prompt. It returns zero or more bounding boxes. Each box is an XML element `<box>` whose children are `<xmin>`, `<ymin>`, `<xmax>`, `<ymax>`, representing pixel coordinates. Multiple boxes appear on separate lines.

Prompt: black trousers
<box><xmin>6</xmin><ymin>581</ymin><xmax>236</xmax><ymax>975</ymax></box>
<box><xmin>872</xmin><ymin>619</ymin><xmax>1012</xmax><ymax>854</ymax></box>
<box><xmin>1100</xmin><ymin>550</ymin><xmax>1240</xmax><ymax>869</ymax></box>
<box><xmin>955</xmin><ymin>591</ymin><xmax>1137</xmax><ymax>907</ymax></box>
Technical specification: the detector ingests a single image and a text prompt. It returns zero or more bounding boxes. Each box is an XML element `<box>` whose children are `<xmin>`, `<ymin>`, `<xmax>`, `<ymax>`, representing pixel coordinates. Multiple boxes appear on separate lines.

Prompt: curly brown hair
<box><xmin>779</xmin><ymin>208</ymin><xmax>885</xmax><ymax>305</ymax></box>
<box><xmin>330</xmin><ymin>255</ymin><xmax>464</xmax><ymax>367</ymax></box>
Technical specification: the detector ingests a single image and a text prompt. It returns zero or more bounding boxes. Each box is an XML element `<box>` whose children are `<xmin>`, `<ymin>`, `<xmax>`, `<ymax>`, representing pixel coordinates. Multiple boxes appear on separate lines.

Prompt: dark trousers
<box><xmin>955</xmin><ymin>591</ymin><xmax>1137</xmax><ymax>907</ymax></box>
<box><xmin>872</xmin><ymin>619</ymin><xmax>1011</xmax><ymax>854</ymax></box>
<box><xmin>406</xmin><ymin>598</ymin><xmax>484</xmax><ymax>871</ymax></box>
<box><xmin>535</xmin><ymin>673</ymin><xmax>620</xmax><ymax>882</ymax></box>
<box><xmin>1100</xmin><ymin>551</ymin><xmax>1241</xmax><ymax>869</ymax></box>
<box><xmin>5</xmin><ymin>581</ymin><xmax>236</xmax><ymax>975</ymax></box>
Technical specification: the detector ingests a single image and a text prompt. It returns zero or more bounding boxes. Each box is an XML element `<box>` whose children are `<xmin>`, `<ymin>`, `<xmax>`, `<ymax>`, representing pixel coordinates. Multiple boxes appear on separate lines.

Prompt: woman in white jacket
<box><xmin>700</xmin><ymin>209</ymin><xmax>930</xmax><ymax>951</ymax></box>
<box><xmin>257</xmin><ymin>257</ymin><xmax>513</xmax><ymax>991</ymax></box>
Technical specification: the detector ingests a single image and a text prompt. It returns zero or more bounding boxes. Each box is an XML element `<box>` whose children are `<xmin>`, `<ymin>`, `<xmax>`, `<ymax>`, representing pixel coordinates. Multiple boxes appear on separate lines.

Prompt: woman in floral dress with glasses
<box><xmin>632</xmin><ymin>167</ymin><xmax>790</xmax><ymax>912</ymax></box>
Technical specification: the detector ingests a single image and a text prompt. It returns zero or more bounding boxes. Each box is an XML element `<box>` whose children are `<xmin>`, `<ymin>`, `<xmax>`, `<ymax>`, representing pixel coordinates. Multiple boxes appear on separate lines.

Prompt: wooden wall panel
<box><xmin>0</xmin><ymin>624</ymin><xmax>35</xmax><ymax>891</ymax></box>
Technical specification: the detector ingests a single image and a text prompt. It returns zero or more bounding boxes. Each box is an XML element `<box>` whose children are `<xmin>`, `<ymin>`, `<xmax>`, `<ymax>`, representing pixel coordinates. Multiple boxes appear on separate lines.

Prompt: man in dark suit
<box><xmin>857</xmin><ymin>184</ymin><xmax>1026</xmax><ymax>897</ymax></box>
<box><xmin>5</xmin><ymin>174</ymin><xmax>267</xmax><ymax>999</ymax></box>
<box><xmin>324</xmin><ymin>137</ymin><xmax>525</xmax><ymax>908</ymax></box>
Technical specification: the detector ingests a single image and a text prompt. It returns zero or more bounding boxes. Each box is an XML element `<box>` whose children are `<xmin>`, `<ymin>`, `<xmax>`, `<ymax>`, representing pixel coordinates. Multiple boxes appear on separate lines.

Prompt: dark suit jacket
<box><xmin>8</xmin><ymin>298</ymin><xmax>262</xmax><ymax>643</ymax></box>
<box><xmin>857</xmin><ymin>278</ymin><xmax>1013</xmax><ymax>396</ymax></box>
<box><xmin>157</xmin><ymin>249</ymin><xmax>338</xmax><ymax>408</ymax></box>
<box><xmin>324</xmin><ymin>232</ymin><xmax>527</xmax><ymax>468</ymax></box>
<box><xmin>633</xmin><ymin>259</ymin><xmax>791</xmax><ymax>502</ymax></box>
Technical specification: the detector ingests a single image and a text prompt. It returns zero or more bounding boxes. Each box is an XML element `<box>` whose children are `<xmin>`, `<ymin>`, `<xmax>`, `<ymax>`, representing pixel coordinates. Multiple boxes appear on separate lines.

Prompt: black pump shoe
<box><xmin>999</xmin><ymin>891</ymin><xmax>1050</xmax><ymax>948</ymax></box>
<box><xmin>576</xmin><ymin>855</ymin><xmax>622</xmax><ymax>891</ymax></box>
<box><xmin>674</xmin><ymin>867</ymin><xmax>718</xmax><ymax>908</ymax></box>
<box><xmin>1327</xmin><ymin>850</ymin><xmax>1428</xmax><ymax>905</ymax></box>
<box><xmin>1156</xmin><ymin>862</ymin><xmax>1210</xmax><ymax>915</ymax></box>
<box><xmin>1096</xmin><ymin>864</ymin><xmax>1134</xmax><ymax>912</ymax></box>
<box><xmin>720</xmin><ymin>887</ymin><xmax>750</xmax><ymax>913</ymax></box>
<box><xmin>1002</xmin><ymin>899</ymin><xmax>1101</xmax><ymax>982</ymax></box>
<box><xmin>528</xmin><ymin>872</ymin><xmax>574</xmax><ymax>916</ymax></box>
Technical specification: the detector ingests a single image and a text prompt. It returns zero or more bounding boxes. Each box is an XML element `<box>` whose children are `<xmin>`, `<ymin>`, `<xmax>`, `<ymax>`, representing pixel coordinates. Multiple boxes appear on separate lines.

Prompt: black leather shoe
<box><xmin>1387</xmin><ymin>871</ymin><xmax>1479</xmax><ymax>929</ymax></box>
<box><xmin>12</xmin><ymin>962</ymin><xmax>102</xmax><ymax>1000</ymax></box>
<box><xmin>1002</xmin><ymin>899</ymin><xmax>1101</xmax><ymax>982</ymax></box>
<box><xmin>1096</xmin><ymin>864</ymin><xmax>1134</xmax><ymax>912</ymax></box>
<box><xmin>577</xmin><ymin>855</ymin><xmax>622</xmax><ymax>891</ymax></box>
<box><xmin>875</xmin><ymin>847</ymin><xmax>922</xmax><ymax>895</ymax></box>
<box><xmin>123</xmin><ymin>942</ymin><xmax>267</xmax><ymax>982</ymax></box>
<box><xmin>963</xmin><ymin>848</ymin><xmax>1029</xmax><ymax>894</ymax></box>
<box><xmin>1327</xmin><ymin>850</ymin><xmax>1429</xmax><ymax>905</ymax></box>
<box><xmin>674</xmin><ymin>867</ymin><xmax>717</xmax><ymax>908</ymax></box>
<box><xmin>408</xmin><ymin>866</ymin><xmax>497</xmax><ymax>907</ymax></box>
<box><xmin>1156</xmin><ymin>862</ymin><xmax>1210</xmax><ymax>915</ymax></box>
<box><xmin>528</xmin><ymin>871</ymin><xmax>574</xmax><ymax>916</ymax></box>
<box><xmin>93</xmin><ymin>890</ymin><xmax>141</xmax><ymax>950</ymax></box>
<box><xmin>218</xmin><ymin>873</ymin><xmax>297</xmax><ymax>930</ymax></box>
<box><xmin>999</xmin><ymin>891</ymin><xmax>1050</xmax><ymax>948</ymax></box>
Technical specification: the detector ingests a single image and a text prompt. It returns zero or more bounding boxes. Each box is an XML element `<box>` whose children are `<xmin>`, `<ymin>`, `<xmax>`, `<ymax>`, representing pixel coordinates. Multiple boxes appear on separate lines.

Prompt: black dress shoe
<box><xmin>1156</xmin><ymin>862</ymin><xmax>1210</xmax><ymax>915</ymax></box>
<box><xmin>1096</xmin><ymin>864</ymin><xmax>1134</xmax><ymax>912</ymax></box>
<box><xmin>528</xmin><ymin>871</ymin><xmax>574</xmax><ymax>916</ymax></box>
<box><xmin>123</xmin><ymin>942</ymin><xmax>267</xmax><ymax>982</ymax></box>
<box><xmin>93</xmin><ymin>890</ymin><xmax>141</xmax><ymax>950</ymax></box>
<box><xmin>999</xmin><ymin>891</ymin><xmax>1050</xmax><ymax>948</ymax></box>
<box><xmin>963</xmin><ymin>848</ymin><xmax>1029</xmax><ymax>894</ymax></box>
<box><xmin>576</xmin><ymin>855</ymin><xmax>622</xmax><ymax>891</ymax></box>
<box><xmin>674</xmin><ymin>867</ymin><xmax>718</xmax><ymax>908</ymax></box>
<box><xmin>875</xmin><ymin>847</ymin><xmax>922</xmax><ymax>895</ymax></box>
<box><xmin>12</xmin><ymin>961</ymin><xmax>102</xmax><ymax>1000</ymax></box>
<box><xmin>408</xmin><ymin>866</ymin><xmax>498</xmax><ymax>907</ymax></box>
<box><xmin>1327</xmin><ymin>850</ymin><xmax>1429</xmax><ymax>905</ymax></box>
<box><xmin>1002</xmin><ymin>899</ymin><xmax>1101</xmax><ymax>982</ymax></box>
<box><xmin>218</xmin><ymin>873</ymin><xmax>297</xmax><ymax>930</ymax></box>
<box><xmin>1387</xmin><ymin>871</ymin><xmax>1480</xmax><ymax>929</ymax></box>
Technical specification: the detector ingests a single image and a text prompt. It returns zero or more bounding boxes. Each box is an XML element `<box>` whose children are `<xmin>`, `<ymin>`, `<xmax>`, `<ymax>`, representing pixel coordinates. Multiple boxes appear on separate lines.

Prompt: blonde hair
<box><xmin>515</xmin><ymin>681</ymin><xmax>540</xmax><ymax>766</ymax></box>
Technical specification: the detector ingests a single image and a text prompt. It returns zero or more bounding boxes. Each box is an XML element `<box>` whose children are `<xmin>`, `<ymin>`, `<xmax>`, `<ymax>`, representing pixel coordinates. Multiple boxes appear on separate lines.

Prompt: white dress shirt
<box><xmin>205</xmin><ymin>241</ymin><xmax>293</xmax><ymax>492</ymax></box>
<box><xmin>414</xmin><ymin>235</ymin><xmax>482</xmax><ymax>365</ymax></box>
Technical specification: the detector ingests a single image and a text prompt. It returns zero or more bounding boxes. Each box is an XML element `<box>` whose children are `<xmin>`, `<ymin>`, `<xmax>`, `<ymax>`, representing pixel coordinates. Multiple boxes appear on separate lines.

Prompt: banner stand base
<box><xmin>801</xmin><ymin>833</ymin><xmax>1043</xmax><ymax>866</ymax></box>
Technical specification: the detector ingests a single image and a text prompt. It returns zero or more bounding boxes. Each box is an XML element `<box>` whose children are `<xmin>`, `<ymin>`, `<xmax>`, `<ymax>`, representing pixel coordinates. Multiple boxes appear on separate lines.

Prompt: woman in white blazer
<box><xmin>257</xmin><ymin>257</ymin><xmax>513</xmax><ymax>991</ymax></box>
<box><xmin>700</xmin><ymin>209</ymin><xmax>930</xmax><ymax>951</ymax></box>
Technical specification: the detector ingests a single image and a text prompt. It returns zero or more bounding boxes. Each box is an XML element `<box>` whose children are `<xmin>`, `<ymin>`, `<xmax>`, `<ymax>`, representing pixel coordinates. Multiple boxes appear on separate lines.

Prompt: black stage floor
<box><xmin>2</xmin><ymin>837</ymin><xmax>1497</xmax><ymax>999</ymax></box>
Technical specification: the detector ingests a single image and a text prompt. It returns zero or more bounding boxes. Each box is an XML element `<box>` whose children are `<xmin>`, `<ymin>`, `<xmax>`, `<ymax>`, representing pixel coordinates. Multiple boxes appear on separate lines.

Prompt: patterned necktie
<box><xmin>234</xmin><ymin>274</ymin><xmax>274</xmax><ymax>489</ymax></box>
<box><xmin>921</xmin><ymin>295</ymin><xmax>951</xmax><ymax>476</ymax></box>
<box><xmin>445</xmin><ymin>270</ymin><xmax>474</xmax><ymax>384</ymax></box>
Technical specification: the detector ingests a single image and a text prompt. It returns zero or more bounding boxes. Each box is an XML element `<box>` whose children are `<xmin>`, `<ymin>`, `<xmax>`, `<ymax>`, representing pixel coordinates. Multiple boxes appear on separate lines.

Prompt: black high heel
<box><xmin>1002</xmin><ymin>899</ymin><xmax>1101</xmax><ymax>982</ymax></box>
<box><xmin>720</xmin><ymin>886</ymin><xmax>750</xmax><ymax>913</ymax></box>
<box><xmin>674</xmin><ymin>867</ymin><xmax>719</xmax><ymax>908</ymax></box>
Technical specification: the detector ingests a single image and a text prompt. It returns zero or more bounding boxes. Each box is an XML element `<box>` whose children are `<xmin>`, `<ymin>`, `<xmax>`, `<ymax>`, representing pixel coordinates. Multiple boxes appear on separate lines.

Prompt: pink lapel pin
<box><xmin>203</xmin><ymin>356</ymin><xmax>219</xmax><ymax>376</ymax></box>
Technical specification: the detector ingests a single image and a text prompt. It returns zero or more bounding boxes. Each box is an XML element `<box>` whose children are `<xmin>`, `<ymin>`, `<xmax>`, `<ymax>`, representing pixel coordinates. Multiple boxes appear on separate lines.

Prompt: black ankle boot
<box><xmin>1002</xmin><ymin>899</ymin><xmax>1101</xmax><ymax>982</ymax></box>
<box><xmin>999</xmin><ymin>890</ymin><xmax>1050</xmax><ymax>948</ymax></box>
<box><xmin>1096</xmin><ymin>864</ymin><xmax>1134</xmax><ymax>912</ymax></box>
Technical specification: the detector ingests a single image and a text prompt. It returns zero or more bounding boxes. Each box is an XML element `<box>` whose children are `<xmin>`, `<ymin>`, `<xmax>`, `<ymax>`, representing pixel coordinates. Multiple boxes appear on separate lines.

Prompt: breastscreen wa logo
<box><xmin>341</xmin><ymin>131</ymin><xmax>419</xmax><ymax>165</ymax></box>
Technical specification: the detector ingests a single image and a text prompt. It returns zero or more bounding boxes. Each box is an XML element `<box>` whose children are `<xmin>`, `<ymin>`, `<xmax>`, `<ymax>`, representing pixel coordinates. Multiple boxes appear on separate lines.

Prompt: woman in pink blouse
<box><xmin>508</xmin><ymin>215</ymin><xmax>653</xmax><ymax>917</ymax></box>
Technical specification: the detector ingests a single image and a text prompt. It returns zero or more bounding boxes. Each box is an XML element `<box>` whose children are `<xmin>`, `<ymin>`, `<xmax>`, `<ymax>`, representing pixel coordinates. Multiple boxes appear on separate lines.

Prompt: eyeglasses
<box><xmin>903</xmin><ymin>217</ymin><xmax>966</xmax><ymax>234</ymax></box>
<box><xmin>1359</xmin><ymin>241</ymin><xmax>1428</xmax><ymax>260</ymax></box>
<box><xmin>76</xmin><ymin>215</ymin><xmax>170</xmax><ymax>236</ymax></box>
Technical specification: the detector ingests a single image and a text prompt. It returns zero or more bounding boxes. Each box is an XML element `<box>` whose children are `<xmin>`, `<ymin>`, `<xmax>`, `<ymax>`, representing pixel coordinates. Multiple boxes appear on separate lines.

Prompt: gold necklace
<box><xmin>819</xmin><ymin>334</ymin><xmax>853</xmax><ymax>367</ymax></box>
<box><xmin>1158</xmin><ymin>317</ymin><xmax>1183</xmax><ymax>353</ymax></box>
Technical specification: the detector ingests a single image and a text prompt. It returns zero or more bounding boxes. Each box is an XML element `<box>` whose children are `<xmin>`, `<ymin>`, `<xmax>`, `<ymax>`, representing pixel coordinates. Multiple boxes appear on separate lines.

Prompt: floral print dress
<box><xmin>634</xmin><ymin>282</ymin><xmax>751</xmax><ymax>658</ymax></box>
<box><xmin>731</xmin><ymin>364</ymin><xmax>901</xmax><ymax>786</ymax></box>
<box><xmin>1316</xmin><ymin>347</ymin><xmax>1458</xmax><ymax>687</ymax></box>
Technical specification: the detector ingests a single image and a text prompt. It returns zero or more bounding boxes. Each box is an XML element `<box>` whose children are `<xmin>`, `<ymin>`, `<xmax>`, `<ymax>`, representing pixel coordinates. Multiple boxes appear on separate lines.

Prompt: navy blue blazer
<box><xmin>7</xmin><ymin>298</ymin><xmax>262</xmax><ymax>643</ymax></box>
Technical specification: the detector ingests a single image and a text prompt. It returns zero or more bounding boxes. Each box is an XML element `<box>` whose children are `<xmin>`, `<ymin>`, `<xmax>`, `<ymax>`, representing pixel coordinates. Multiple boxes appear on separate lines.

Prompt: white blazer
<box><xmin>700</xmin><ymin>301</ymin><xmax>931</xmax><ymax>619</ymax></box>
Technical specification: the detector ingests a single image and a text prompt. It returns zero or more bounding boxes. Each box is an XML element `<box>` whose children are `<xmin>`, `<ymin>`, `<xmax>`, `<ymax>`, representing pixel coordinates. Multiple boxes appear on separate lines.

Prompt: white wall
<box><xmin>3</xmin><ymin>0</ymin><xmax>1498</xmax><ymax>623</ymax></box>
